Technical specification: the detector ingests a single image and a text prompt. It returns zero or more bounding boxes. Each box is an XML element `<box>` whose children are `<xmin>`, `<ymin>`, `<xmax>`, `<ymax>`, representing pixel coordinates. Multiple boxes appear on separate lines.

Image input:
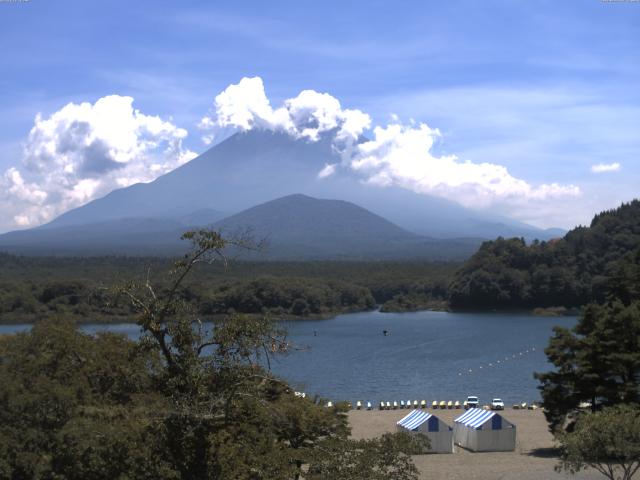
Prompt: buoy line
<box><xmin>456</xmin><ymin>347</ymin><xmax>538</xmax><ymax>377</ymax></box>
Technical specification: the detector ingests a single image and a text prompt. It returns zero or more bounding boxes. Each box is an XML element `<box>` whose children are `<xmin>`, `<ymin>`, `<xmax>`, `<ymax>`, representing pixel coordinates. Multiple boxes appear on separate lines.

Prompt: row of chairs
<box><xmin>323</xmin><ymin>399</ymin><xmax>539</xmax><ymax>411</ymax></box>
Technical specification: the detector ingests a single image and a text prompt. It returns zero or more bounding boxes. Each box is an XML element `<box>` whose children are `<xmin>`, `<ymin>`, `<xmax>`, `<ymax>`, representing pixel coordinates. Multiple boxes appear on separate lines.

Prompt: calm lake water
<box><xmin>0</xmin><ymin>310</ymin><xmax>576</xmax><ymax>406</ymax></box>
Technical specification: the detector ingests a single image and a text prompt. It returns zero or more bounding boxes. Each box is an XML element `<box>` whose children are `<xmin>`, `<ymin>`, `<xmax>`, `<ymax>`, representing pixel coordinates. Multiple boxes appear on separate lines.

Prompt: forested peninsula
<box><xmin>449</xmin><ymin>200</ymin><xmax>640</xmax><ymax>310</ymax></box>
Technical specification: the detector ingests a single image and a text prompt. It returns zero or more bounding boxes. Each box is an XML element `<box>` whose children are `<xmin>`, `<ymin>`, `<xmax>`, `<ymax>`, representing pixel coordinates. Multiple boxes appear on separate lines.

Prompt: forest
<box><xmin>2</xmin><ymin>200</ymin><xmax>640</xmax><ymax>324</ymax></box>
<box><xmin>0</xmin><ymin>254</ymin><xmax>456</xmax><ymax>324</ymax></box>
<box><xmin>449</xmin><ymin>200</ymin><xmax>640</xmax><ymax>310</ymax></box>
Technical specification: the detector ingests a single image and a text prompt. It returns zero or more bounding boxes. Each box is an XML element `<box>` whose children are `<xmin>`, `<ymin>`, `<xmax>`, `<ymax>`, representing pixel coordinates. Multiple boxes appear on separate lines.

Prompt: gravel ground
<box><xmin>348</xmin><ymin>408</ymin><xmax>610</xmax><ymax>480</ymax></box>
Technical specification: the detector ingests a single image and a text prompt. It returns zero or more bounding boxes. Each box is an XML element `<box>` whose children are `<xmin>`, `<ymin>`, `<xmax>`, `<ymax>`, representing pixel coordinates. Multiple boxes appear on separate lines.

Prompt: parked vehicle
<box><xmin>491</xmin><ymin>398</ymin><xmax>505</xmax><ymax>410</ymax></box>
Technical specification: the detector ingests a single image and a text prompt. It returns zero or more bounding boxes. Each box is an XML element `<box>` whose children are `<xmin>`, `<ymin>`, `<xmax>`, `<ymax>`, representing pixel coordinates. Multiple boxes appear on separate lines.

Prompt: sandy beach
<box><xmin>348</xmin><ymin>408</ymin><xmax>607</xmax><ymax>479</ymax></box>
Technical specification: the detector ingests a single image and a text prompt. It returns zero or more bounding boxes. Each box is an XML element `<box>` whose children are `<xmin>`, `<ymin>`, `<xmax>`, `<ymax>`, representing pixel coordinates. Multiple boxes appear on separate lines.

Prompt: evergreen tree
<box><xmin>535</xmin><ymin>299</ymin><xmax>640</xmax><ymax>431</ymax></box>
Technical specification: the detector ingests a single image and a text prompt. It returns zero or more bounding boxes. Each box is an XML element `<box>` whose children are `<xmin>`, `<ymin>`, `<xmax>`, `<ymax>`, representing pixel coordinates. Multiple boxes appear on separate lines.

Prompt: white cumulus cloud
<box><xmin>0</xmin><ymin>95</ymin><xmax>196</xmax><ymax>230</ymax></box>
<box><xmin>351</xmin><ymin>122</ymin><xmax>580</xmax><ymax>208</ymax></box>
<box><xmin>591</xmin><ymin>162</ymin><xmax>620</xmax><ymax>173</ymax></box>
<box><xmin>200</xmin><ymin>77</ymin><xmax>580</xmax><ymax>212</ymax></box>
<box><xmin>199</xmin><ymin>76</ymin><xmax>371</xmax><ymax>146</ymax></box>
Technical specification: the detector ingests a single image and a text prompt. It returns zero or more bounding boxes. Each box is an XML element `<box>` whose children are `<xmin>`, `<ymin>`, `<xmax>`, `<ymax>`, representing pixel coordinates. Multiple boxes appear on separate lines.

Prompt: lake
<box><xmin>0</xmin><ymin>310</ymin><xmax>575</xmax><ymax>406</ymax></box>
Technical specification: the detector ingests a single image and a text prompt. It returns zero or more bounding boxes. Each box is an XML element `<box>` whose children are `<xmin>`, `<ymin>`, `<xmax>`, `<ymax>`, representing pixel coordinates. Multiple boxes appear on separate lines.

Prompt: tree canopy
<box><xmin>449</xmin><ymin>200</ymin><xmax>640</xmax><ymax>309</ymax></box>
<box><xmin>556</xmin><ymin>404</ymin><xmax>640</xmax><ymax>480</ymax></box>
<box><xmin>535</xmin><ymin>237</ymin><xmax>640</xmax><ymax>432</ymax></box>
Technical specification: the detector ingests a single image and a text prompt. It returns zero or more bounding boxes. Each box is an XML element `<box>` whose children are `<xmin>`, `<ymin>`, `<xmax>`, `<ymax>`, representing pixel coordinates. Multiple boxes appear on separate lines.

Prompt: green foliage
<box><xmin>0</xmin><ymin>319</ymin><xmax>170</xmax><ymax>478</ymax></box>
<box><xmin>449</xmin><ymin>200</ymin><xmax>640</xmax><ymax>309</ymax></box>
<box><xmin>0</xmin><ymin>230</ymin><xmax>423</xmax><ymax>479</ymax></box>
<box><xmin>0</xmin><ymin>254</ymin><xmax>457</xmax><ymax>323</ymax></box>
<box><xmin>557</xmin><ymin>404</ymin><xmax>640</xmax><ymax>480</ymax></box>
<box><xmin>535</xmin><ymin>300</ymin><xmax>640</xmax><ymax>432</ymax></box>
<box><xmin>306</xmin><ymin>432</ymin><xmax>425</xmax><ymax>480</ymax></box>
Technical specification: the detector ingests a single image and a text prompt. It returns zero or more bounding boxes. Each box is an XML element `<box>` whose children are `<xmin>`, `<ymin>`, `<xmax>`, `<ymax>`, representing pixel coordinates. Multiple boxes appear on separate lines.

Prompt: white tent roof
<box><xmin>455</xmin><ymin>408</ymin><xmax>502</xmax><ymax>429</ymax></box>
<box><xmin>397</xmin><ymin>410</ymin><xmax>433</xmax><ymax>430</ymax></box>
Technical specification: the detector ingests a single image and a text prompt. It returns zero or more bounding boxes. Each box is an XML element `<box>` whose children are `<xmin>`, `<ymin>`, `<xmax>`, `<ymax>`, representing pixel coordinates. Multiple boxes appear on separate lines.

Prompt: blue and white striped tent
<box><xmin>396</xmin><ymin>410</ymin><xmax>453</xmax><ymax>453</ymax></box>
<box><xmin>453</xmin><ymin>408</ymin><xmax>516</xmax><ymax>452</ymax></box>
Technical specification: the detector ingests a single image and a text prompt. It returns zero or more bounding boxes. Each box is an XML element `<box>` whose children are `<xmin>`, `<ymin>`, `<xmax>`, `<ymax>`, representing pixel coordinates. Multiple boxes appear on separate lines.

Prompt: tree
<box><xmin>306</xmin><ymin>432</ymin><xmax>427</xmax><ymax>480</ymax></box>
<box><xmin>557</xmin><ymin>404</ymin><xmax>640</xmax><ymax>480</ymax></box>
<box><xmin>113</xmin><ymin>229</ymin><xmax>423</xmax><ymax>478</ymax></box>
<box><xmin>535</xmin><ymin>300</ymin><xmax>640</xmax><ymax>431</ymax></box>
<box><xmin>0</xmin><ymin>230</ymin><xmax>423</xmax><ymax>479</ymax></box>
<box><xmin>0</xmin><ymin>318</ymin><xmax>171</xmax><ymax>479</ymax></box>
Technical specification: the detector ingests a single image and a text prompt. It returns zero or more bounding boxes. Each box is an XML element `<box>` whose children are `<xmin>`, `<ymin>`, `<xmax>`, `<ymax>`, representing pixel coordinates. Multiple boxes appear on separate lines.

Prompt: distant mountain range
<box><xmin>0</xmin><ymin>130</ymin><xmax>565</xmax><ymax>259</ymax></box>
<box><xmin>0</xmin><ymin>194</ymin><xmax>482</xmax><ymax>260</ymax></box>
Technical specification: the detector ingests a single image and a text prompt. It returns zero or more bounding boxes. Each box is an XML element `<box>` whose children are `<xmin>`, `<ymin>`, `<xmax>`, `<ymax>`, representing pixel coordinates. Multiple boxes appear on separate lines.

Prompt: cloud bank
<box><xmin>200</xmin><ymin>77</ymin><xmax>580</xmax><ymax>210</ymax></box>
<box><xmin>0</xmin><ymin>95</ymin><xmax>196</xmax><ymax>230</ymax></box>
<box><xmin>591</xmin><ymin>162</ymin><xmax>620</xmax><ymax>173</ymax></box>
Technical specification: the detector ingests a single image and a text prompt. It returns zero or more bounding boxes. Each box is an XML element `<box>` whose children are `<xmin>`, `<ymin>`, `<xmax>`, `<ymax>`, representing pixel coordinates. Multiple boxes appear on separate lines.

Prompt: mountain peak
<box><xmin>20</xmin><ymin>128</ymin><xmax>560</xmax><ymax>242</ymax></box>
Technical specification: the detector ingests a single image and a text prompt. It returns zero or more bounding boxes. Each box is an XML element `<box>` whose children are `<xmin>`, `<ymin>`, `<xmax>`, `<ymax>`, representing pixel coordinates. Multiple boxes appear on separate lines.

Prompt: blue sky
<box><xmin>0</xmin><ymin>0</ymin><xmax>638</xmax><ymax>231</ymax></box>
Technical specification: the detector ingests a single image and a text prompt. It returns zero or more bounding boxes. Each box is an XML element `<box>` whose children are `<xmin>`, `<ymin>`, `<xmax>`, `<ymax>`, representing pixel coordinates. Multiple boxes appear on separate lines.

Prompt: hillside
<box><xmin>212</xmin><ymin>194</ymin><xmax>481</xmax><ymax>260</ymax></box>
<box><xmin>448</xmin><ymin>200</ymin><xmax>640</xmax><ymax>309</ymax></box>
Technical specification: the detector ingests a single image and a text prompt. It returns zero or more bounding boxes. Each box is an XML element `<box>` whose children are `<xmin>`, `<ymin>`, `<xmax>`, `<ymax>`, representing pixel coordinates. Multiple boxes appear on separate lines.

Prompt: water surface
<box><xmin>2</xmin><ymin>310</ymin><xmax>575</xmax><ymax>406</ymax></box>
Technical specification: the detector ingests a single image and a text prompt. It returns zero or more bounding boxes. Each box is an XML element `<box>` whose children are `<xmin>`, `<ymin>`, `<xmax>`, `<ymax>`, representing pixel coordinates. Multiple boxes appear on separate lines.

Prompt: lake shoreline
<box><xmin>0</xmin><ymin>303</ymin><xmax>580</xmax><ymax>326</ymax></box>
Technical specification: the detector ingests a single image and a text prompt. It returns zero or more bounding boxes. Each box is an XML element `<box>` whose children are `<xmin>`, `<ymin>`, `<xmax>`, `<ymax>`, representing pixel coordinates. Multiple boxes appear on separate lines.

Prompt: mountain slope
<box><xmin>212</xmin><ymin>194</ymin><xmax>481</xmax><ymax>260</ymax></box>
<box><xmin>38</xmin><ymin>130</ymin><xmax>562</xmax><ymax>241</ymax></box>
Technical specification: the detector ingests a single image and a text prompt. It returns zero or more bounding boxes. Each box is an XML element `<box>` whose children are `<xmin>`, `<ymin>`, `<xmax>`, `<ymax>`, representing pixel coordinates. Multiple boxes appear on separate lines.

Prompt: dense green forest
<box><xmin>449</xmin><ymin>200</ymin><xmax>640</xmax><ymax>309</ymax></box>
<box><xmin>0</xmin><ymin>254</ymin><xmax>456</xmax><ymax>323</ymax></box>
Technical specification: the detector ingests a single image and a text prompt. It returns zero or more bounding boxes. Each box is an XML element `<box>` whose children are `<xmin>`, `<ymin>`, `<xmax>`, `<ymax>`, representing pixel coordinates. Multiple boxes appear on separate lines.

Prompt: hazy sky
<box><xmin>0</xmin><ymin>0</ymin><xmax>638</xmax><ymax>232</ymax></box>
